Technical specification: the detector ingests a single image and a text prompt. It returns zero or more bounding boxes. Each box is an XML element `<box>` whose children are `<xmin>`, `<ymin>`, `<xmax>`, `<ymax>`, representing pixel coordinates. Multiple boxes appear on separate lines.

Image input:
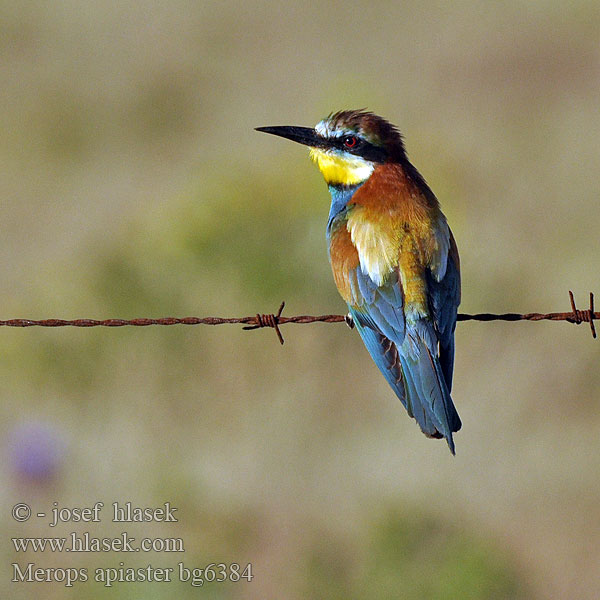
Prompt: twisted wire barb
<box><xmin>0</xmin><ymin>291</ymin><xmax>596</xmax><ymax>344</ymax></box>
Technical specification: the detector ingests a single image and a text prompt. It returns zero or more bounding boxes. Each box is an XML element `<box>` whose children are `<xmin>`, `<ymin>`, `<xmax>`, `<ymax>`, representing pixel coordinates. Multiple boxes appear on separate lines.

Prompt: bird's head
<box><xmin>256</xmin><ymin>110</ymin><xmax>406</xmax><ymax>187</ymax></box>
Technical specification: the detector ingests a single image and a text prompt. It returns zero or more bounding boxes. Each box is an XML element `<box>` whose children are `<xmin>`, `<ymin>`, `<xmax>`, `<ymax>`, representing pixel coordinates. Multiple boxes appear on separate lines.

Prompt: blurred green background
<box><xmin>1</xmin><ymin>1</ymin><xmax>599</xmax><ymax>598</ymax></box>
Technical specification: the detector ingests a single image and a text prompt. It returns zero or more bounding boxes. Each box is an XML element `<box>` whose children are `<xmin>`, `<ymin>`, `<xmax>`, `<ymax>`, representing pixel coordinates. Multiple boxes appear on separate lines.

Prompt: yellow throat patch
<box><xmin>309</xmin><ymin>148</ymin><xmax>374</xmax><ymax>186</ymax></box>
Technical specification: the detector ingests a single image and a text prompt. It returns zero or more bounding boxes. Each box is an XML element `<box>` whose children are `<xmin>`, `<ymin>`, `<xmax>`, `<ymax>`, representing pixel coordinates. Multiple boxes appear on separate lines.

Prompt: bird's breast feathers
<box><xmin>346</xmin><ymin>211</ymin><xmax>399</xmax><ymax>287</ymax></box>
<box><xmin>329</xmin><ymin>165</ymin><xmax>451</xmax><ymax>314</ymax></box>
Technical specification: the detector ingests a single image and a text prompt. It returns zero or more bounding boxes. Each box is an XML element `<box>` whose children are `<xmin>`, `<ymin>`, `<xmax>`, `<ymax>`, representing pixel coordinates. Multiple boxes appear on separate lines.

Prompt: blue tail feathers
<box><xmin>351</xmin><ymin>307</ymin><xmax>461</xmax><ymax>454</ymax></box>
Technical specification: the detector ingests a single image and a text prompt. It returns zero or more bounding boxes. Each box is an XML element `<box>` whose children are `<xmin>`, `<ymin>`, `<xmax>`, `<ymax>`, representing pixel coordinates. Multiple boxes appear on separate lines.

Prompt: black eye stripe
<box><xmin>332</xmin><ymin>136</ymin><xmax>387</xmax><ymax>163</ymax></box>
<box><xmin>334</xmin><ymin>136</ymin><xmax>361</xmax><ymax>150</ymax></box>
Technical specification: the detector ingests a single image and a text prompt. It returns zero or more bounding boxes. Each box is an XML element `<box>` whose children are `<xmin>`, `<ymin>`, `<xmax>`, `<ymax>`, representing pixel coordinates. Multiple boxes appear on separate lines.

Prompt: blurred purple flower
<box><xmin>8</xmin><ymin>421</ymin><xmax>66</xmax><ymax>482</ymax></box>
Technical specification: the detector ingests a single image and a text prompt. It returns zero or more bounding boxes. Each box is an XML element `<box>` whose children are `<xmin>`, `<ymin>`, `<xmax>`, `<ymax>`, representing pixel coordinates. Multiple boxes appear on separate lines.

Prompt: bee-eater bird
<box><xmin>256</xmin><ymin>110</ymin><xmax>461</xmax><ymax>454</ymax></box>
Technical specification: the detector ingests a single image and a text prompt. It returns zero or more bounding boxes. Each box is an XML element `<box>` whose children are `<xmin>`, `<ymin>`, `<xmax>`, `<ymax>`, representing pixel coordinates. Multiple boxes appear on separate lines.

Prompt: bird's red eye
<box><xmin>344</xmin><ymin>136</ymin><xmax>357</xmax><ymax>148</ymax></box>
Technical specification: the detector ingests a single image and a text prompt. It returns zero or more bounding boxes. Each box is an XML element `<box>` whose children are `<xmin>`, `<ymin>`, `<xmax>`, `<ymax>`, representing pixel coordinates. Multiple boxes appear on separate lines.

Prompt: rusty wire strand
<box><xmin>0</xmin><ymin>291</ymin><xmax>597</xmax><ymax>344</ymax></box>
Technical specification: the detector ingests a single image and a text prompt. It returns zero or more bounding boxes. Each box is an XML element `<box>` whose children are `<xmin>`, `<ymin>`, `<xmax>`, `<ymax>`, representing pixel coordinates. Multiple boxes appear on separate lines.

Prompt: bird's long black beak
<box><xmin>255</xmin><ymin>126</ymin><xmax>323</xmax><ymax>148</ymax></box>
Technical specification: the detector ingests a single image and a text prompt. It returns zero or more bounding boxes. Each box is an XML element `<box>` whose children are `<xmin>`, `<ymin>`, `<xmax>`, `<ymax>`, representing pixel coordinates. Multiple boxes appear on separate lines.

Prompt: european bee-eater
<box><xmin>257</xmin><ymin>110</ymin><xmax>461</xmax><ymax>454</ymax></box>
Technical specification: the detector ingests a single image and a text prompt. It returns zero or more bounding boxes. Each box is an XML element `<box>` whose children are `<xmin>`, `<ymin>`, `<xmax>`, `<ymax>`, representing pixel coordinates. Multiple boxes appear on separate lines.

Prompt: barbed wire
<box><xmin>0</xmin><ymin>291</ymin><xmax>596</xmax><ymax>344</ymax></box>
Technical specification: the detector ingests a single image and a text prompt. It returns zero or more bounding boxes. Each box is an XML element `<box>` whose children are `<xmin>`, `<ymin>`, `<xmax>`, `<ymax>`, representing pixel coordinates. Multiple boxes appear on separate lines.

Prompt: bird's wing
<box><xmin>349</xmin><ymin>229</ymin><xmax>461</xmax><ymax>453</ymax></box>
<box><xmin>348</xmin><ymin>268</ymin><xmax>408</xmax><ymax>407</ymax></box>
<box><xmin>426</xmin><ymin>229</ymin><xmax>460</xmax><ymax>391</ymax></box>
<box><xmin>349</xmin><ymin>267</ymin><xmax>405</xmax><ymax>343</ymax></box>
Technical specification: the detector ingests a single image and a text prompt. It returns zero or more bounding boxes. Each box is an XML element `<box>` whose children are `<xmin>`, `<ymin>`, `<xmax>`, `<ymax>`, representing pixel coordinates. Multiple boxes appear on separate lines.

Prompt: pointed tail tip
<box><xmin>446</xmin><ymin>435</ymin><xmax>456</xmax><ymax>456</ymax></box>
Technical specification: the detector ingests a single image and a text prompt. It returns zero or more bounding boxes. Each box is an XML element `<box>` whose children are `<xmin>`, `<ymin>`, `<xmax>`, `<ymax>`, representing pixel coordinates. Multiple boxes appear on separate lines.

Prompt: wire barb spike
<box><xmin>242</xmin><ymin>301</ymin><xmax>286</xmax><ymax>345</ymax></box>
<box><xmin>567</xmin><ymin>290</ymin><xmax>596</xmax><ymax>339</ymax></box>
